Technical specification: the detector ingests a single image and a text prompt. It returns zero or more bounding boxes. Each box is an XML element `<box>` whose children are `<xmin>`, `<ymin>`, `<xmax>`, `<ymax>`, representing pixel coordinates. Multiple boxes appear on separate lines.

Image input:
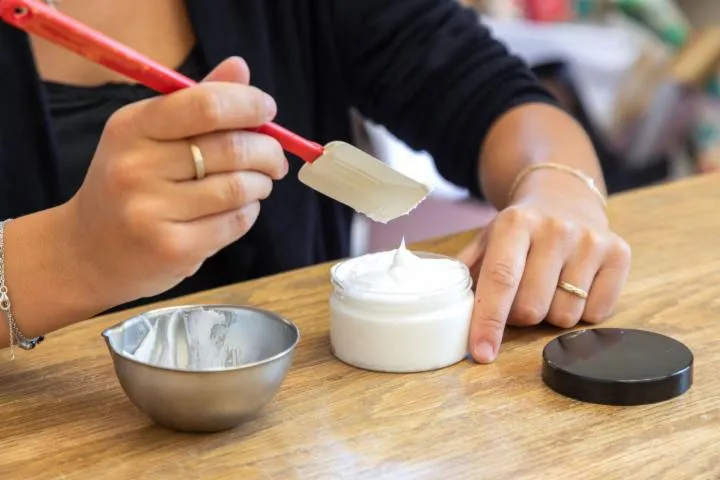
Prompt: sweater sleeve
<box><xmin>331</xmin><ymin>0</ymin><xmax>557</xmax><ymax>197</ymax></box>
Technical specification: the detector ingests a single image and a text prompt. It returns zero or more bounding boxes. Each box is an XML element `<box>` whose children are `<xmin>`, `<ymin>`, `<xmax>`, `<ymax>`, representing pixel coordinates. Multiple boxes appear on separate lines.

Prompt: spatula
<box><xmin>0</xmin><ymin>0</ymin><xmax>431</xmax><ymax>223</ymax></box>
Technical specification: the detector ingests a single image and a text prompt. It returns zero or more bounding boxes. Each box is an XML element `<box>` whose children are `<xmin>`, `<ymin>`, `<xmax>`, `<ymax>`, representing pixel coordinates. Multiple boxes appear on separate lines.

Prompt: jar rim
<box><xmin>330</xmin><ymin>250</ymin><xmax>472</xmax><ymax>300</ymax></box>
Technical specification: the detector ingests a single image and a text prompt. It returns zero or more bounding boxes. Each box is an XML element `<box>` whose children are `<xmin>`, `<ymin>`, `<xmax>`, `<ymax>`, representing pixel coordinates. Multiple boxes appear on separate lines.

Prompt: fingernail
<box><xmin>473</xmin><ymin>342</ymin><xmax>496</xmax><ymax>364</ymax></box>
<box><xmin>264</xmin><ymin>94</ymin><xmax>277</xmax><ymax>121</ymax></box>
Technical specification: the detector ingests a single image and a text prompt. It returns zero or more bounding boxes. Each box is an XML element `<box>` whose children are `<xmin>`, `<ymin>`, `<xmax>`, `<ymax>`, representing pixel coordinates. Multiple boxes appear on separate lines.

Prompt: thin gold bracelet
<box><xmin>507</xmin><ymin>163</ymin><xmax>607</xmax><ymax>210</ymax></box>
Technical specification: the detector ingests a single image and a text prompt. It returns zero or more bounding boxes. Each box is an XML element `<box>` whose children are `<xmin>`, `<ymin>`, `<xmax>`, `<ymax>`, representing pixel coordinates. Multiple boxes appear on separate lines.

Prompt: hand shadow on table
<box><xmin>480</xmin><ymin>322</ymin><xmax>600</xmax><ymax>357</ymax></box>
<box><xmin>503</xmin><ymin>323</ymin><xmax>568</xmax><ymax>342</ymax></box>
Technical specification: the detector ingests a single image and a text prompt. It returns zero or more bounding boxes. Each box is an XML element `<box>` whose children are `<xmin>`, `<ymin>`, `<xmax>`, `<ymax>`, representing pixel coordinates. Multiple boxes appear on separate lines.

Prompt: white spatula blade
<box><xmin>297</xmin><ymin>141</ymin><xmax>431</xmax><ymax>223</ymax></box>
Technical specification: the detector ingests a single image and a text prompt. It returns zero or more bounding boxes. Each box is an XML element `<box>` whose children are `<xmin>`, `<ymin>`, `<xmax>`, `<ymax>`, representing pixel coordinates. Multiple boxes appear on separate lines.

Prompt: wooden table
<box><xmin>2</xmin><ymin>174</ymin><xmax>720</xmax><ymax>480</ymax></box>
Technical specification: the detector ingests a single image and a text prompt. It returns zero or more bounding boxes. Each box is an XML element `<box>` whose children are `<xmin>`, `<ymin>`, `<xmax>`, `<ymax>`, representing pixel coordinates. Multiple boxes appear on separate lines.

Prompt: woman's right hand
<box><xmin>64</xmin><ymin>57</ymin><xmax>288</xmax><ymax>305</ymax></box>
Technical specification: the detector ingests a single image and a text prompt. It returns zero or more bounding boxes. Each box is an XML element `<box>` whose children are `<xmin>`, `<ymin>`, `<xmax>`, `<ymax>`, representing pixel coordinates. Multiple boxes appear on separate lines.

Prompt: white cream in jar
<box><xmin>329</xmin><ymin>239</ymin><xmax>474</xmax><ymax>373</ymax></box>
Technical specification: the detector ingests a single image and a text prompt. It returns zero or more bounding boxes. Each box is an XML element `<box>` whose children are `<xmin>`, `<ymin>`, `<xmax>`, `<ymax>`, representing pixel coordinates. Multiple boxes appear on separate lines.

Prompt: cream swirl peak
<box><xmin>334</xmin><ymin>238</ymin><xmax>468</xmax><ymax>296</ymax></box>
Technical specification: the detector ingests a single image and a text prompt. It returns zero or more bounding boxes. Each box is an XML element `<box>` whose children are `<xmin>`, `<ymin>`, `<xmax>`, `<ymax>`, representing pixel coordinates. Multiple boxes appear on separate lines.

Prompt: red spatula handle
<box><xmin>0</xmin><ymin>0</ymin><xmax>325</xmax><ymax>163</ymax></box>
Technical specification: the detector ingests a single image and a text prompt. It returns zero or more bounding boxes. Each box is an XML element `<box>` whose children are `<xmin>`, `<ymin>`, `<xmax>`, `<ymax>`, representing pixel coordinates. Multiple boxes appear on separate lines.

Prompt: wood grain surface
<box><xmin>1</xmin><ymin>174</ymin><xmax>720</xmax><ymax>479</ymax></box>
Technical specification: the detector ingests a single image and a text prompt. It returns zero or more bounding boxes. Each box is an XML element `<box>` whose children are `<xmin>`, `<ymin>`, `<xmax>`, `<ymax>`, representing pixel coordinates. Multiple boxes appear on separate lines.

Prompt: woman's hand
<box><xmin>458</xmin><ymin>186</ymin><xmax>631</xmax><ymax>364</ymax></box>
<box><xmin>63</xmin><ymin>57</ymin><xmax>287</xmax><ymax>305</ymax></box>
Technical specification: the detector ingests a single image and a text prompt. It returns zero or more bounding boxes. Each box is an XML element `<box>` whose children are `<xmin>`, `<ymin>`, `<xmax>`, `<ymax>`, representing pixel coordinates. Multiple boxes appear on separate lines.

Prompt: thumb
<box><xmin>456</xmin><ymin>229</ymin><xmax>488</xmax><ymax>268</ymax></box>
<box><xmin>457</xmin><ymin>231</ymin><xmax>487</xmax><ymax>289</ymax></box>
<box><xmin>203</xmin><ymin>57</ymin><xmax>251</xmax><ymax>84</ymax></box>
<box><xmin>456</xmin><ymin>239</ymin><xmax>482</xmax><ymax>268</ymax></box>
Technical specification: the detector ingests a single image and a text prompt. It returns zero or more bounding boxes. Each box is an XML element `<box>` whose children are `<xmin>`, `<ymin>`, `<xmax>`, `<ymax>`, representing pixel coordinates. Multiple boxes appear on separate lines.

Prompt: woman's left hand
<box><xmin>457</xmin><ymin>193</ymin><xmax>631</xmax><ymax>364</ymax></box>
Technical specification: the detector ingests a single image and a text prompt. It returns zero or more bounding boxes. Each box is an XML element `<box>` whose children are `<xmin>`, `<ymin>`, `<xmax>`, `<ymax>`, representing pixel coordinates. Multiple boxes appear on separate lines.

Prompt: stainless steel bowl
<box><xmin>102</xmin><ymin>304</ymin><xmax>300</xmax><ymax>433</ymax></box>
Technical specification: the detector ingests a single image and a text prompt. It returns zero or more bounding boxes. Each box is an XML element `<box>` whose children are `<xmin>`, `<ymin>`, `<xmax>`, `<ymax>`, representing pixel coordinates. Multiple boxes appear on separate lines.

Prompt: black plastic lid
<box><xmin>542</xmin><ymin>328</ymin><xmax>693</xmax><ymax>406</ymax></box>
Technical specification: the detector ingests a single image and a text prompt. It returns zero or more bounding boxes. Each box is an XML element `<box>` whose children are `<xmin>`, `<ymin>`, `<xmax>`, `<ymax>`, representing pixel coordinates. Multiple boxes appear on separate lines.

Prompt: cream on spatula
<box><xmin>0</xmin><ymin>0</ymin><xmax>431</xmax><ymax>223</ymax></box>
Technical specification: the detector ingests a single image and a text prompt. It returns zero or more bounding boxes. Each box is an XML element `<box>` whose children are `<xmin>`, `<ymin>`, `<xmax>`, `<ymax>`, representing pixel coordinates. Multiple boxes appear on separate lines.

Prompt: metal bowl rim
<box><xmin>101</xmin><ymin>303</ymin><xmax>301</xmax><ymax>373</ymax></box>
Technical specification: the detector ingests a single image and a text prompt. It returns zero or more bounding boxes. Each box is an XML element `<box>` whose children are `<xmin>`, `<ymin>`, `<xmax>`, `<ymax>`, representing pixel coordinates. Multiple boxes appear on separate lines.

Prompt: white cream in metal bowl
<box><xmin>102</xmin><ymin>304</ymin><xmax>300</xmax><ymax>433</ymax></box>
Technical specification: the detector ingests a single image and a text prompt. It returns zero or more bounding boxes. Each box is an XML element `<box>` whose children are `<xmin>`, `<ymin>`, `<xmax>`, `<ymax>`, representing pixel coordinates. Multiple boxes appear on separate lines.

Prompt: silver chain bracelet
<box><xmin>0</xmin><ymin>220</ymin><xmax>44</xmax><ymax>359</ymax></box>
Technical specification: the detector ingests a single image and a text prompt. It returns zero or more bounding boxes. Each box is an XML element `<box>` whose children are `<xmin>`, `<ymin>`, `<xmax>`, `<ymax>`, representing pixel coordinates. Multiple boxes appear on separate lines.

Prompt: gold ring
<box><xmin>558</xmin><ymin>281</ymin><xmax>588</xmax><ymax>300</ymax></box>
<box><xmin>190</xmin><ymin>144</ymin><xmax>206</xmax><ymax>180</ymax></box>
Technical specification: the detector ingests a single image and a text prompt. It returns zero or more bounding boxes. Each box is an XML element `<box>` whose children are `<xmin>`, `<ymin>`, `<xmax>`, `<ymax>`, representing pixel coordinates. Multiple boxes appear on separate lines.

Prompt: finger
<box><xmin>156</xmin><ymin>131</ymin><xmax>288</xmax><ymax>181</ymax></box>
<box><xmin>469</xmin><ymin>218</ymin><xmax>531</xmax><ymax>364</ymax></box>
<box><xmin>165</xmin><ymin>171</ymin><xmax>273</xmax><ymax>221</ymax></box>
<box><xmin>456</xmin><ymin>233</ymin><xmax>487</xmax><ymax>290</ymax></box>
<box><xmin>547</xmin><ymin>234</ymin><xmax>604</xmax><ymax>328</ymax></box>
<box><xmin>508</xmin><ymin>233</ymin><xmax>567</xmax><ymax>327</ymax></box>
<box><xmin>203</xmin><ymin>56</ymin><xmax>251</xmax><ymax>84</ymax></box>
<box><xmin>137</xmin><ymin>83</ymin><xmax>276</xmax><ymax>140</ymax></box>
<box><xmin>183</xmin><ymin>201</ymin><xmax>262</xmax><ymax>259</ymax></box>
<box><xmin>129</xmin><ymin>73</ymin><xmax>276</xmax><ymax>140</ymax></box>
<box><xmin>191</xmin><ymin>131</ymin><xmax>287</xmax><ymax>180</ymax></box>
<box><xmin>583</xmin><ymin>239</ymin><xmax>632</xmax><ymax>323</ymax></box>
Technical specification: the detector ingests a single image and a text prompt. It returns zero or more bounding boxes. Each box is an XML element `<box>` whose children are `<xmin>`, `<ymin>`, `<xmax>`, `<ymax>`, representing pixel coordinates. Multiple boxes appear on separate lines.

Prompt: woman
<box><xmin>0</xmin><ymin>0</ymin><xmax>630</xmax><ymax>363</ymax></box>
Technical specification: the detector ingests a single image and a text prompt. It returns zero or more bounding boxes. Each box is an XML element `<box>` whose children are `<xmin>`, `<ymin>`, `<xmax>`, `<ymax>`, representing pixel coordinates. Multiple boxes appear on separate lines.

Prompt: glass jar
<box><xmin>329</xmin><ymin>251</ymin><xmax>474</xmax><ymax>373</ymax></box>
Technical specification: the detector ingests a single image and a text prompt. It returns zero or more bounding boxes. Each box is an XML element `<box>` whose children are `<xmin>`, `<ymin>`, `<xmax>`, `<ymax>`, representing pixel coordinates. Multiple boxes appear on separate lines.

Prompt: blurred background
<box><xmin>350</xmin><ymin>0</ymin><xmax>720</xmax><ymax>255</ymax></box>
